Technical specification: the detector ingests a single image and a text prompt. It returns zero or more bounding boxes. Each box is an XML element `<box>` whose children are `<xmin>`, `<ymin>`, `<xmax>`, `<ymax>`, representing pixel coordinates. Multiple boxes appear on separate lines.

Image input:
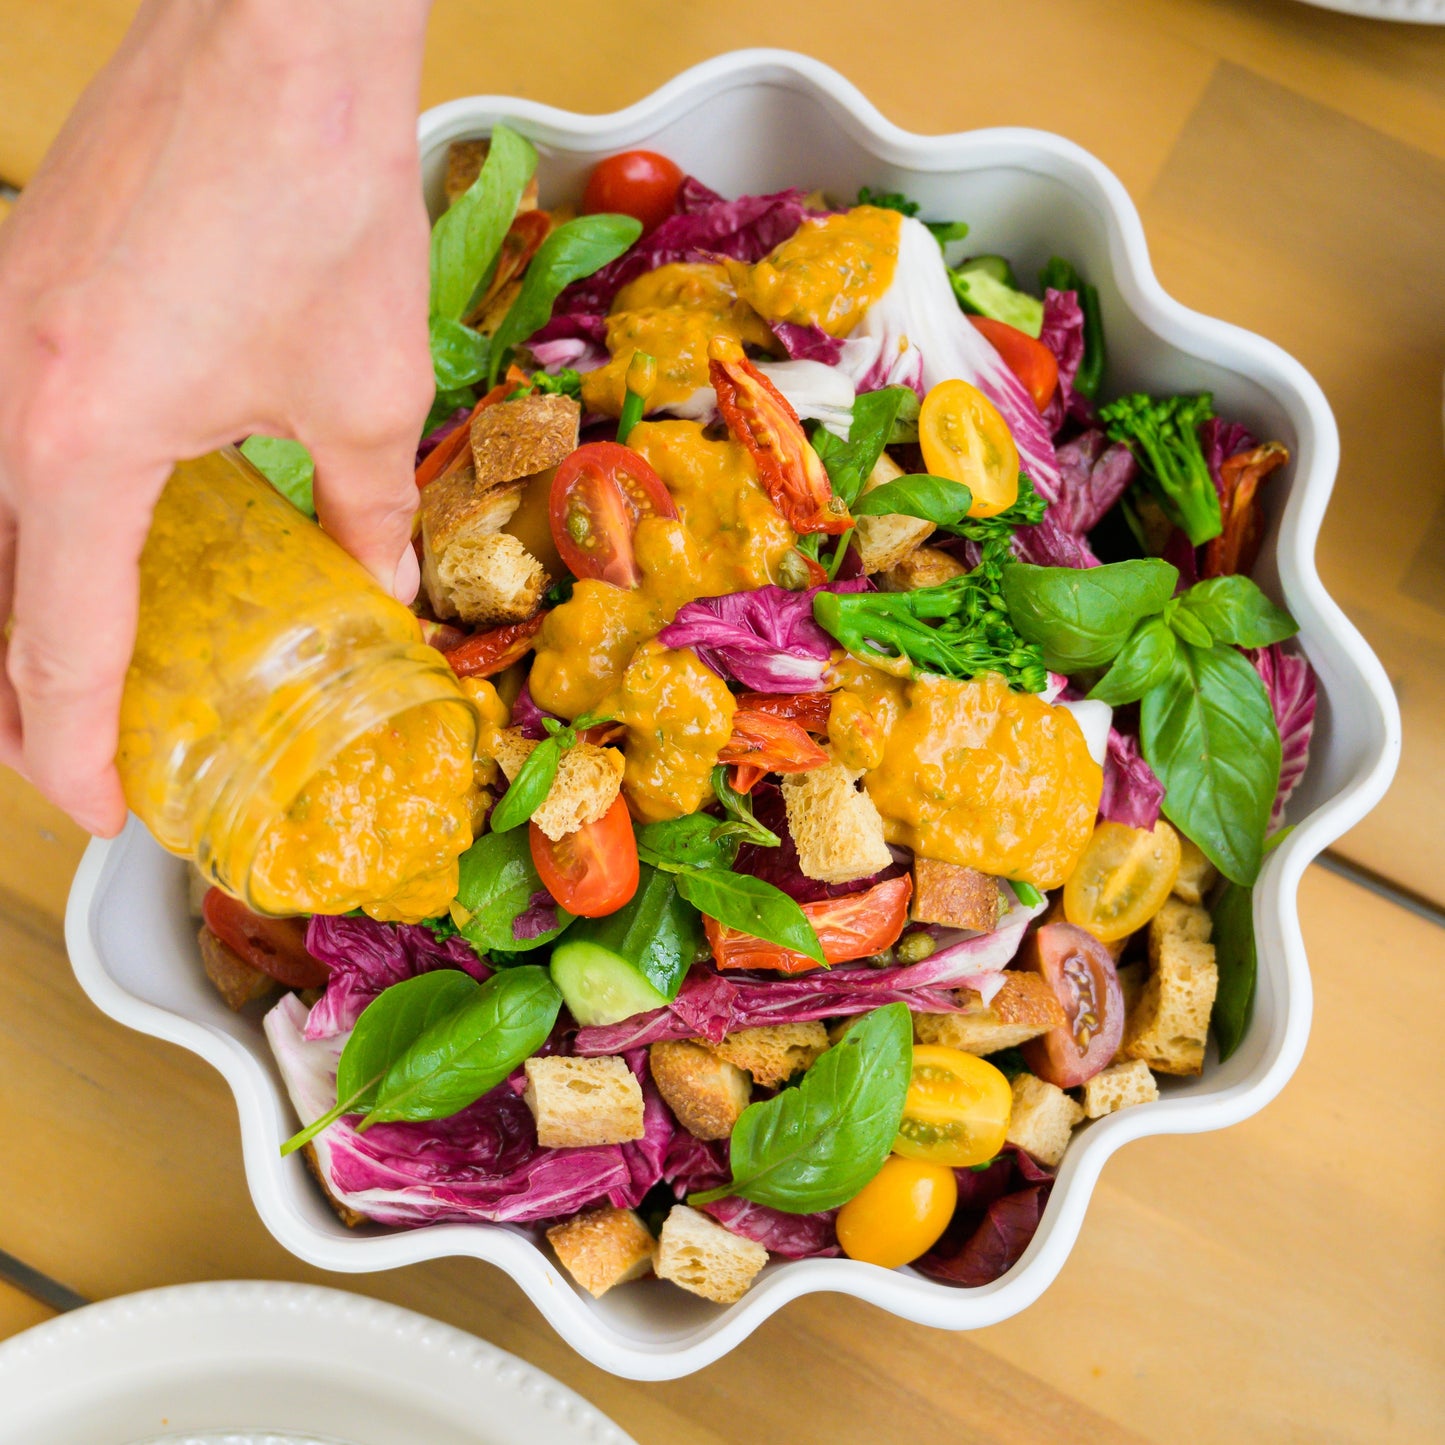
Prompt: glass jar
<box><xmin>117</xmin><ymin>447</ymin><xmax>478</xmax><ymax>919</ymax></box>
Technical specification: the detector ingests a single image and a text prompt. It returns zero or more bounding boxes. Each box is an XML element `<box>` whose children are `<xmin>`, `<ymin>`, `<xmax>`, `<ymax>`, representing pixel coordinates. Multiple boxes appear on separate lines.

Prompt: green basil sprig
<box><xmin>689</xmin><ymin>1003</ymin><xmax>912</xmax><ymax>1213</ymax></box>
<box><xmin>709</xmin><ymin>766</ymin><xmax>780</xmax><ymax>848</ymax></box>
<box><xmin>486</xmin><ymin>213</ymin><xmax>641</xmax><ymax>386</ymax></box>
<box><xmin>1209</xmin><ymin>829</ymin><xmax>1288</xmax><ymax>1061</ymax></box>
<box><xmin>810</xmin><ymin>387</ymin><xmax>916</xmax><ymax>507</ymax></box>
<box><xmin>489</xmin><ymin>712</ymin><xmax>612</xmax><ymax>833</ymax></box>
<box><xmin>1086</xmin><ymin>616</ymin><xmax>1177</xmax><ymax>706</ymax></box>
<box><xmin>636</xmin><ymin>814</ymin><xmax>739</xmax><ymax>872</ymax></box>
<box><xmin>429</xmin><ymin>316</ymin><xmax>492</xmax><ymax>392</ymax></box>
<box><xmin>240</xmin><ymin>436</ymin><xmax>315</xmax><ymax>517</ymax></box>
<box><xmin>853</xmin><ymin>474</ymin><xmax>973</xmax><ymax>526</ymax></box>
<box><xmin>454</xmin><ymin>828</ymin><xmax>574</xmax><ymax>952</ymax></box>
<box><xmin>1176</xmin><ymin>575</ymin><xmax>1299</xmax><ymax>649</ymax></box>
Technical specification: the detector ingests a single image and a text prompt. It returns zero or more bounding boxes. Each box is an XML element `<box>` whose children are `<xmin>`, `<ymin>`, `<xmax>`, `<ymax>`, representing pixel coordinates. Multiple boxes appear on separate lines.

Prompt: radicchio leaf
<box><xmin>1249</xmin><ymin>643</ymin><xmax>1317</xmax><ymax>828</ymax></box>
<box><xmin>1038</xmin><ymin>288</ymin><xmax>1088</xmax><ymax>436</ymax></box>
<box><xmin>771</xmin><ymin>321</ymin><xmax>845</xmax><ymax>365</ymax></box>
<box><xmin>1098</xmin><ymin>726</ymin><xmax>1166</xmax><ymax>830</ymax></box>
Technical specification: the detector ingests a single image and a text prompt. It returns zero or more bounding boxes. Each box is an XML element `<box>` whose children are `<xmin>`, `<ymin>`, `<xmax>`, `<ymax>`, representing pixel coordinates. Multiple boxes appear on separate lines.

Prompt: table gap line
<box><xmin>0</xmin><ymin>1248</ymin><xmax>88</xmax><ymax>1313</ymax></box>
<box><xmin>1318</xmin><ymin>849</ymin><xmax>1445</xmax><ymax>930</ymax></box>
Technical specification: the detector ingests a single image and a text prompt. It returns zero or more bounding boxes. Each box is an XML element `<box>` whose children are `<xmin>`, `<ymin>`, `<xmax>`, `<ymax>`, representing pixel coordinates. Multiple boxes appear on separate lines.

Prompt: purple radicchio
<box><xmin>268</xmin><ymin>995</ymin><xmax>674</xmax><ymax>1227</ymax></box>
<box><xmin>508</xmin><ymin>679</ymin><xmax>559</xmax><ymax>741</ymax></box>
<box><xmin>1249</xmin><ymin>643</ymin><xmax>1317</xmax><ymax>829</ymax></box>
<box><xmin>572</xmin><ymin>889</ymin><xmax>1047</xmax><ymax>1053</ymax></box>
<box><xmin>1098</xmin><ymin>727</ymin><xmax>1166</xmax><ymax>830</ymax></box>
<box><xmin>915</xmin><ymin>1146</ymin><xmax>1055</xmax><ymax>1287</ymax></box>
<box><xmin>1005</xmin><ymin>429</ymin><xmax>1137</xmax><ymax>571</ymax></box>
<box><xmin>1038</xmin><ymin>288</ymin><xmax>1091</xmax><ymax>436</ymax></box>
<box><xmin>770</xmin><ymin>321</ymin><xmax>845</xmax><ymax>365</ymax></box>
<box><xmin>302</xmin><ymin>915</ymin><xmax>489</xmax><ymax>1040</ymax></box>
<box><xmin>415</xmin><ymin>407</ymin><xmax>471</xmax><ymax>466</ymax></box>
<box><xmin>658</xmin><ymin>579</ymin><xmax>869</xmax><ymax>693</ymax></box>
<box><xmin>1200</xmin><ymin>417</ymin><xmax>1258</xmax><ymax>504</ymax></box>
<box><xmin>512</xmin><ymin>889</ymin><xmax>563</xmax><ymax>943</ymax></box>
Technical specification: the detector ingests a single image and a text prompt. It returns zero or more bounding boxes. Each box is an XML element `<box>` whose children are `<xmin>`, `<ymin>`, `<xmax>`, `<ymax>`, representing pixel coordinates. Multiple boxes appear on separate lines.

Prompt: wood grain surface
<box><xmin>0</xmin><ymin>3</ymin><xmax>1442</xmax><ymax>1442</ymax></box>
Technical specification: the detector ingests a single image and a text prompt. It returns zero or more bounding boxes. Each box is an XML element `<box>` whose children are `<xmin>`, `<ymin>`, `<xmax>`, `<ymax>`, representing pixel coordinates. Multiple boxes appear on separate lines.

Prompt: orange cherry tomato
<box><xmin>709</xmin><ymin>336</ymin><xmax>851</xmax><ymax>536</ymax></box>
<box><xmin>968</xmin><ymin>315</ymin><xmax>1060</xmax><ymax>412</ymax></box>
<box><xmin>705</xmin><ymin>874</ymin><xmax>913</xmax><ymax>974</ymax></box>
<box><xmin>892</xmin><ymin>1045</ymin><xmax>1012</xmax><ymax>1169</ymax></box>
<box><xmin>582</xmin><ymin>150</ymin><xmax>684</xmax><ymax>235</ymax></box>
<box><xmin>836</xmin><ymin>1155</ymin><xmax>958</xmax><ymax>1269</ymax></box>
<box><xmin>1063</xmin><ymin>819</ymin><xmax>1182</xmax><ymax>943</ymax></box>
<box><xmin>1019</xmin><ymin>922</ymin><xmax>1124</xmax><ymax>1088</ymax></box>
<box><xmin>529</xmin><ymin>794</ymin><xmax>639</xmax><ymax>919</ymax></box>
<box><xmin>717</xmin><ymin>710</ymin><xmax>829</xmax><ymax>776</ymax></box>
<box><xmin>438</xmin><ymin>612</ymin><xmax>547</xmax><ymax>679</ymax></box>
<box><xmin>201</xmin><ymin>889</ymin><xmax>327</xmax><ymax>989</ymax></box>
<box><xmin>918</xmin><ymin>377</ymin><xmax>1020</xmax><ymax>518</ymax></box>
<box><xmin>548</xmin><ymin>441</ymin><xmax>679</xmax><ymax>588</ymax></box>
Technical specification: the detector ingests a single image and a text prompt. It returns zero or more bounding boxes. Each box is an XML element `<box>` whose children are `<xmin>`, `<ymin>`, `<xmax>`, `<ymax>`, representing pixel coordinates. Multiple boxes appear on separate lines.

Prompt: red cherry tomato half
<box><xmin>1018</xmin><ymin>921</ymin><xmax>1123</xmax><ymax>1088</ymax></box>
<box><xmin>530</xmin><ymin>794</ymin><xmax>640</xmax><ymax>919</ymax></box>
<box><xmin>582</xmin><ymin>150</ymin><xmax>685</xmax><ymax>234</ymax></box>
<box><xmin>201</xmin><ymin>888</ymin><xmax>327</xmax><ymax>989</ymax></box>
<box><xmin>549</xmin><ymin>441</ymin><xmax>678</xmax><ymax>588</ymax></box>
<box><xmin>439</xmin><ymin>612</ymin><xmax>548</xmax><ymax>679</ymax></box>
<box><xmin>733</xmin><ymin>691</ymin><xmax>835</xmax><ymax>734</ymax></box>
<box><xmin>967</xmin><ymin>316</ymin><xmax>1060</xmax><ymax>413</ymax></box>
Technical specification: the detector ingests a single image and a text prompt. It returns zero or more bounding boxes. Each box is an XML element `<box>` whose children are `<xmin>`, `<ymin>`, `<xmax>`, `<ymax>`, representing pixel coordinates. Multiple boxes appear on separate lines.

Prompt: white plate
<box><xmin>1293</xmin><ymin>0</ymin><xmax>1445</xmax><ymax>21</ymax></box>
<box><xmin>0</xmin><ymin>1281</ymin><xmax>633</xmax><ymax>1445</ymax></box>
<box><xmin>65</xmin><ymin>50</ymin><xmax>1401</xmax><ymax>1379</ymax></box>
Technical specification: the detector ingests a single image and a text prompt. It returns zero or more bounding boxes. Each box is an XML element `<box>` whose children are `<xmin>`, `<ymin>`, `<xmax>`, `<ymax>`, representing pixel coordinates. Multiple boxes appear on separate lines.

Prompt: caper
<box><xmin>865</xmin><ymin>948</ymin><xmax>896</xmax><ymax>969</ymax></box>
<box><xmin>896</xmin><ymin>931</ymin><xmax>936</xmax><ymax>963</ymax></box>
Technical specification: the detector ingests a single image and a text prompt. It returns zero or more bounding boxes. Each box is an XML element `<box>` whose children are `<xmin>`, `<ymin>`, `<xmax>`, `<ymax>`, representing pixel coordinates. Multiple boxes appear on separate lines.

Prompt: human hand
<box><xmin>0</xmin><ymin>0</ymin><xmax>435</xmax><ymax>835</ymax></box>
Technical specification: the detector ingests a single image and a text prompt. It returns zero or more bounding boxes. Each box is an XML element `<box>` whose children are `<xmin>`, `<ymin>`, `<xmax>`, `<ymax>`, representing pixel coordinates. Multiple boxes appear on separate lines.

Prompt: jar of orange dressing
<box><xmin>116</xmin><ymin>447</ymin><xmax>478</xmax><ymax>923</ymax></box>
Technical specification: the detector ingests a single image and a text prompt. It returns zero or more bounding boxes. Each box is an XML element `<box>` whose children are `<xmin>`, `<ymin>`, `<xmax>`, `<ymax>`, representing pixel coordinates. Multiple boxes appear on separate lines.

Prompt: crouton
<box><xmin>188</xmin><ymin>867</ymin><xmax>212</xmax><ymax>918</ymax></box>
<box><xmin>911</xmin><ymin>858</ymin><xmax>1003</xmax><ymax>932</ymax></box>
<box><xmin>649</xmin><ymin>1040</ymin><xmax>751</xmax><ymax>1140</ymax></box>
<box><xmin>1171</xmin><ymin>836</ymin><xmax>1218</xmax><ymax>906</ymax></box>
<box><xmin>1116</xmin><ymin>958</ymin><xmax>1148</xmax><ymax>1022</ymax></box>
<box><xmin>486</xmin><ymin>728</ymin><xmax>624</xmax><ymax>840</ymax></box>
<box><xmin>781</xmin><ymin>758</ymin><xmax>892</xmax><ymax>885</ymax></box>
<box><xmin>197</xmin><ymin>925</ymin><xmax>277</xmax><ymax>1012</ymax></box>
<box><xmin>655</xmin><ymin>1205</ymin><xmax>768</xmax><ymax>1305</ymax></box>
<box><xmin>706</xmin><ymin>1022</ymin><xmax>830</xmax><ymax>1089</ymax></box>
<box><xmin>1147</xmin><ymin>896</ymin><xmax>1212</xmax><ymax>964</ymax></box>
<box><xmin>301</xmin><ymin>1142</ymin><xmax>367</xmax><ymax>1228</ymax></box>
<box><xmin>914</xmin><ymin>972</ymin><xmax>1065</xmax><ymax>1055</ymax></box>
<box><xmin>1005</xmin><ymin>1072</ymin><xmax>1084</xmax><ymax>1167</ymax></box>
<box><xmin>852</xmin><ymin>452</ymin><xmax>935</xmax><ymax>574</ymax></box>
<box><xmin>547</xmin><ymin>1207</ymin><xmax>657</xmax><ymax>1298</ymax></box>
<box><xmin>444</xmin><ymin>138</ymin><xmax>539</xmax><ymax>211</ymax></box>
<box><xmin>878</xmin><ymin>545</ymin><xmax>967</xmax><ymax>592</ymax></box>
<box><xmin>1122</xmin><ymin>935</ymin><xmax>1218</xmax><ymax>1076</ymax></box>
<box><xmin>523</xmin><ymin>1055</ymin><xmax>646</xmax><ymax>1147</ymax></box>
<box><xmin>470</xmin><ymin>393</ymin><xmax>580</xmax><ymax>492</ymax></box>
<box><xmin>1081</xmin><ymin>1058</ymin><xmax>1159</xmax><ymax>1118</ymax></box>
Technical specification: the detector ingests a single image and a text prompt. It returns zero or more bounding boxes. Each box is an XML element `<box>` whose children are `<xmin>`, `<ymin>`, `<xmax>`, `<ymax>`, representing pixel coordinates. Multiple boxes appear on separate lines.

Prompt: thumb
<box><xmin>308</xmin><ymin>433</ymin><xmax>422</xmax><ymax>603</ymax></box>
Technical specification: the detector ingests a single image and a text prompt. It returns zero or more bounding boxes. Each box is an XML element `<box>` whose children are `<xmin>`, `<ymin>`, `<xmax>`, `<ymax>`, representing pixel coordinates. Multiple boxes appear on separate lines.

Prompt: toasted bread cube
<box><xmin>655</xmin><ymin>1205</ymin><xmax>768</xmax><ymax>1305</ymax></box>
<box><xmin>425</xmin><ymin>527</ymin><xmax>548</xmax><ymax>628</ymax></box>
<box><xmin>444</xmin><ymin>138</ymin><xmax>540</xmax><ymax>211</ymax></box>
<box><xmin>1081</xmin><ymin>1058</ymin><xmax>1158</xmax><ymax>1118</ymax></box>
<box><xmin>853</xmin><ymin>452</ymin><xmax>935</xmax><ymax>573</ymax></box>
<box><xmin>1148</xmin><ymin>897</ymin><xmax>1212</xmax><ymax>962</ymax></box>
<box><xmin>1116</xmin><ymin>958</ymin><xmax>1148</xmax><ymax>1024</ymax></box>
<box><xmin>914</xmin><ymin>972</ymin><xmax>1065</xmax><ymax>1055</ymax></box>
<box><xmin>1006</xmin><ymin>1072</ymin><xmax>1084</xmax><ymax>1167</ymax></box>
<box><xmin>781</xmin><ymin>759</ymin><xmax>892</xmax><ymax>885</ymax></box>
<box><xmin>547</xmin><ymin>1207</ymin><xmax>657</xmax><ymax>1298</ymax></box>
<box><xmin>911</xmin><ymin>858</ymin><xmax>1003</xmax><ymax>932</ymax></box>
<box><xmin>470</xmin><ymin>393</ymin><xmax>580</xmax><ymax>491</ymax></box>
<box><xmin>1171</xmin><ymin>836</ymin><xmax>1218</xmax><ymax>906</ymax></box>
<box><xmin>523</xmin><ymin>1055</ymin><xmax>645</xmax><ymax>1147</ymax></box>
<box><xmin>1123</xmin><ymin>936</ymin><xmax>1218</xmax><ymax>1076</ymax></box>
<box><xmin>706</xmin><ymin>1022</ymin><xmax>830</xmax><ymax>1089</ymax></box>
<box><xmin>488</xmin><ymin>729</ymin><xmax>624</xmax><ymax>840</ymax></box>
<box><xmin>649</xmin><ymin>1040</ymin><xmax>751</xmax><ymax>1141</ymax></box>
<box><xmin>197</xmin><ymin>925</ymin><xmax>277</xmax><ymax>1012</ymax></box>
<box><xmin>878</xmin><ymin>545</ymin><xmax>967</xmax><ymax>592</ymax></box>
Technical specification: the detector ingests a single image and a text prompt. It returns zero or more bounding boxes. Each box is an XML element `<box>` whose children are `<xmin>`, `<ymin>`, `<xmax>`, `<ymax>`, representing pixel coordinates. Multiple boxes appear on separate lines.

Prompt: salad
<box><xmin>204</xmin><ymin>130</ymin><xmax>1316</xmax><ymax>1306</ymax></box>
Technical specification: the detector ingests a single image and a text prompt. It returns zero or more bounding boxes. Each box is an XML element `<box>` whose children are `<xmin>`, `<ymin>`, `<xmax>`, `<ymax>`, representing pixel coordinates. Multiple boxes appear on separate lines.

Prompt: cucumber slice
<box><xmin>950</xmin><ymin>268</ymin><xmax>1044</xmax><ymax>337</ymax></box>
<box><xmin>956</xmin><ymin>254</ymin><xmax>1019</xmax><ymax>288</ymax></box>
<box><xmin>550</xmin><ymin>939</ymin><xmax>672</xmax><ymax>1027</ymax></box>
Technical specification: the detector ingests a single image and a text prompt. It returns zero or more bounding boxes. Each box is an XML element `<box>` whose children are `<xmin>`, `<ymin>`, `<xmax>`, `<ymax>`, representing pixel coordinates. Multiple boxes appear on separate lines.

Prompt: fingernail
<box><xmin>392</xmin><ymin>543</ymin><xmax>421</xmax><ymax>605</ymax></box>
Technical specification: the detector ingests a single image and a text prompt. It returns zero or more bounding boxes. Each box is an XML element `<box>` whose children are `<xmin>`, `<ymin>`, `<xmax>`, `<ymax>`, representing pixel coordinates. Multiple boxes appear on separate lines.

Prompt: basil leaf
<box><xmin>887</xmin><ymin>388</ymin><xmax>921</xmax><ymax>444</ymax></box>
<box><xmin>925</xmin><ymin>220</ymin><xmax>971</xmax><ymax>246</ymax></box>
<box><xmin>710</xmin><ymin>765</ymin><xmax>781</xmax><ymax>848</ymax></box>
<box><xmin>429</xmin><ymin>315</ymin><xmax>491</xmax><ymax>390</ymax></box>
<box><xmin>1167</xmin><ymin>603</ymin><xmax>1214</xmax><ymax>649</ymax></box>
<box><xmin>1141</xmin><ymin>643</ymin><xmax>1281</xmax><ymax>886</ymax></box>
<box><xmin>1002</xmin><ymin>558</ymin><xmax>1179</xmax><ymax>671</ymax></box>
<box><xmin>487</xmin><ymin>213</ymin><xmax>641</xmax><ymax>385</ymax></box>
<box><xmin>1209</xmin><ymin>877</ymin><xmax>1256</xmax><ymax>1063</ymax></box>
<box><xmin>489</xmin><ymin>737</ymin><xmax>563</xmax><ymax>832</ymax></box>
<box><xmin>240</xmin><ymin>436</ymin><xmax>315</xmax><ymax>516</ymax></box>
<box><xmin>1179</xmin><ymin>575</ymin><xmax>1298</xmax><ymax>649</ymax></box>
<box><xmin>455</xmin><ymin>829</ymin><xmax>574</xmax><ymax>952</ymax></box>
<box><xmin>1088</xmin><ymin>617</ymin><xmax>1178</xmax><ymax>706</ymax></box>
<box><xmin>811</xmin><ymin>387</ymin><xmax>914</xmax><ymax>506</ymax></box>
<box><xmin>853</xmin><ymin>474</ymin><xmax>973</xmax><ymax>525</ymax></box>
<box><xmin>673</xmin><ymin>869</ymin><xmax>825</xmax><ymax>964</ymax></box>
<box><xmin>690</xmin><ymin>1003</ymin><xmax>912</xmax><ymax>1213</ymax></box>
<box><xmin>636</xmin><ymin>815</ymin><xmax>739</xmax><ymax>871</ymax></box>
<box><xmin>279</xmin><ymin>969</ymin><xmax>478</xmax><ymax>1155</ymax></box>
<box><xmin>359</xmin><ymin>965</ymin><xmax>561</xmax><ymax>1128</ymax></box>
<box><xmin>424</xmin><ymin>384</ymin><xmax>478</xmax><ymax>437</ymax></box>
<box><xmin>430</xmin><ymin>123</ymin><xmax>537</xmax><ymax>323</ymax></box>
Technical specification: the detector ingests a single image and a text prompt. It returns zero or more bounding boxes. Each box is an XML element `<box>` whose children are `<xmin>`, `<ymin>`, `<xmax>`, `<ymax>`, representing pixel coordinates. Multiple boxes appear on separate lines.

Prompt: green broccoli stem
<box><xmin>1099</xmin><ymin>392</ymin><xmax>1222</xmax><ymax>546</ymax></box>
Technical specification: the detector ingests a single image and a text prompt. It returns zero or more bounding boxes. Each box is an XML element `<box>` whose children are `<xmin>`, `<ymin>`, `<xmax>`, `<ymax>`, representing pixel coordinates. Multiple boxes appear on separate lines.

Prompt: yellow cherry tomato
<box><xmin>892</xmin><ymin>1045</ymin><xmax>1012</xmax><ymax>1168</ymax></box>
<box><xmin>836</xmin><ymin>1155</ymin><xmax>958</xmax><ymax>1269</ymax></box>
<box><xmin>918</xmin><ymin>378</ymin><xmax>1020</xmax><ymax>518</ymax></box>
<box><xmin>1063</xmin><ymin>818</ymin><xmax>1182</xmax><ymax>943</ymax></box>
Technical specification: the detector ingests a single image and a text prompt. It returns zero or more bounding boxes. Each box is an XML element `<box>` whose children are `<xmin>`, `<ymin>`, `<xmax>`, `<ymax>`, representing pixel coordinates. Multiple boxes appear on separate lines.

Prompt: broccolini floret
<box><xmin>1098</xmin><ymin>392</ymin><xmax>1222</xmax><ymax>546</ymax></box>
<box><xmin>812</xmin><ymin>541</ymin><xmax>1048</xmax><ymax>692</ymax></box>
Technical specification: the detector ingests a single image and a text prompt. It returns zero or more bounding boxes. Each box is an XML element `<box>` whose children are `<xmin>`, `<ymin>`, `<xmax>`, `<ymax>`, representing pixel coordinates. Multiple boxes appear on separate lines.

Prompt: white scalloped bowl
<box><xmin>65</xmin><ymin>51</ymin><xmax>1399</xmax><ymax>1380</ymax></box>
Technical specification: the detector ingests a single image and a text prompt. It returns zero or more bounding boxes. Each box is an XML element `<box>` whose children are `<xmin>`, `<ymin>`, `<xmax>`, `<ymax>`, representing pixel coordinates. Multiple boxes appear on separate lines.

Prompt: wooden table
<box><xmin>1</xmin><ymin>3</ymin><xmax>1443</xmax><ymax>1441</ymax></box>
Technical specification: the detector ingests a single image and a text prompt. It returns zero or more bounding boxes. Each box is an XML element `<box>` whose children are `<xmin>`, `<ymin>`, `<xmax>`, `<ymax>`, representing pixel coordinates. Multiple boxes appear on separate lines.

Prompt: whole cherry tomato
<box><xmin>582</xmin><ymin>150</ymin><xmax>684</xmax><ymax>234</ymax></box>
<box><xmin>201</xmin><ymin>888</ymin><xmax>327</xmax><ymax>989</ymax></box>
